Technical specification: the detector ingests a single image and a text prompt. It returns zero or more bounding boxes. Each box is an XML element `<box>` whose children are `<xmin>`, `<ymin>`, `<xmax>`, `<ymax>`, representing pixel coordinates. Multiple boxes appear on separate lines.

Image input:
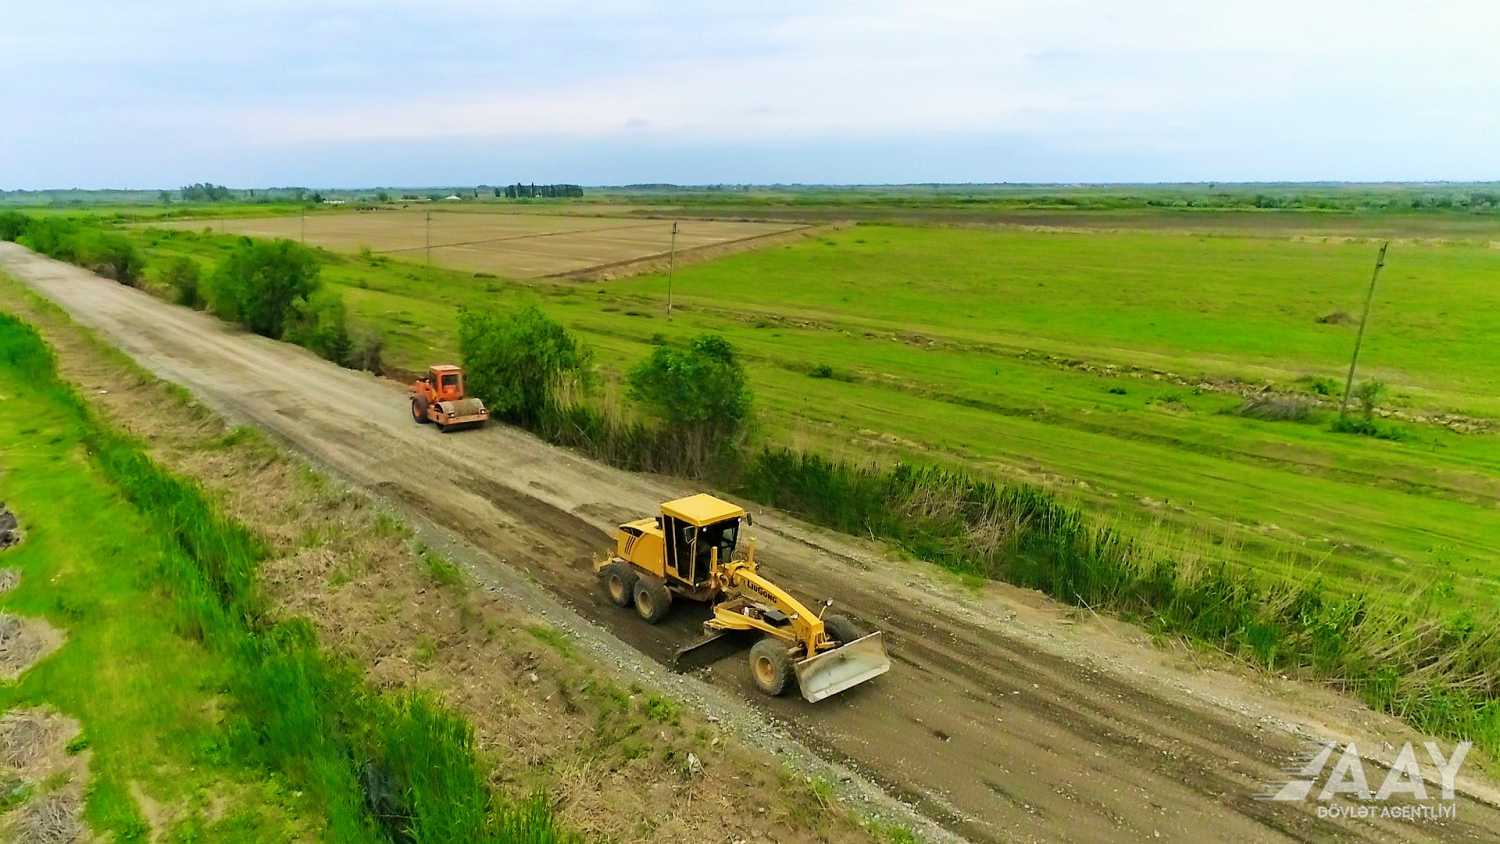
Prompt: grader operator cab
<box><xmin>596</xmin><ymin>493</ymin><xmax>890</xmax><ymax>702</ymax></box>
<box><xmin>409</xmin><ymin>365</ymin><xmax>489</xmax><ymax>431</ymax></box>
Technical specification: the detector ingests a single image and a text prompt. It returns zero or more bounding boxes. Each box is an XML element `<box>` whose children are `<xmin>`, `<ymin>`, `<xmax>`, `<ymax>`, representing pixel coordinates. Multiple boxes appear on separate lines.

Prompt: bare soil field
<box><xmin>143</xmin><ymin>210</ymin><xmax>804</xmax><ymax>277</ymax></box>
<box><xmin>6</xmin><ymin>243</ymin><xmax>1500</xmax><ymax>843</ymax></box>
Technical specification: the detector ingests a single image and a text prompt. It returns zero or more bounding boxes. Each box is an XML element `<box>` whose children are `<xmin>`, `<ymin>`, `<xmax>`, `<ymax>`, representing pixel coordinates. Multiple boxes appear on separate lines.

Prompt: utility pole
<box><xmin>1339</xmin><ymin>241</ymin><xmax>1390</xmax><ymax>417</ymax></box>
<box><xmin>425</xmin><ymin>210</ymin><xmax>432</xmax><ymax>265</ymax></box>
<box><xmin>666</xmin><ymin>221</ymin><xmax>678</xmax><ymax>320</ymax></box>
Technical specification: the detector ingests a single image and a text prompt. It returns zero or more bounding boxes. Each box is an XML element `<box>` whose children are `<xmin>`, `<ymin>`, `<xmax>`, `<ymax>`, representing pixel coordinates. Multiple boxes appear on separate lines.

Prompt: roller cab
<box><xmin>409</xmin><ymin>364</ymin><xmax>489</xmax><ymax>431</ymax></box>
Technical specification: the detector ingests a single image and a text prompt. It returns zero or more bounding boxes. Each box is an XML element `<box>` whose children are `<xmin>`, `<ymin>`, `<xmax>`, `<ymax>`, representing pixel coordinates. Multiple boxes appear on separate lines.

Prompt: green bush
<box><xmin>73</xmin><ymin>231</ymin><xmax>145</xmax><ymax>285</ymax></box>
<box><xmin>0</xmin><ymin>211</ymin><xmax>28</xmax><ymax>242</ymax></box>
<box><xmin>19</xmin><ymin>217</ymin><xmax>82</xmax><ymax>261</ymax></box>
<box><xmin>1237</xmin><ymin>394</ymin><xmax>1313</xmax><ymax>422</ymax></box>
<box><xmin>158</xmin><ymin>256</ymin><xmax>203</xmax><ymax>307</ymax></box>
<box><xmin>285</xmin><ymin>289</ymin><xmax>353</xmax><ymax>366</ymax></box>
<box><xmin>1299</xmin><ymin>376</ymin><xmax>1340</xmax><ymax>397</ymax></box>
<box><xmin>349</xmin><ymin>331</ymin><xmax>385</xmax><ymax>375</ymax></box>
<box><xmin>208</xmin><ymin>239</ymin><xmax>320</xmax><ymax>338</ymax></box>
<box><xmin>457</xmin><ymin>304</ymin><xmax>592</xmax><ymax>425</ymax></box>
<box><xmin>627</xmin><ymin>334</ymin><xmax>751</xmax><ymax>469</ymax></box>
<box><xmin>1330</xmin><ymin>415</ymin><xmax>1408</xmax><ymax>441</ymax></box>
<box><xmin>1352</xmin><ymin>378</ymin><xmax>1387</xmax><ymax>419</ymax></box>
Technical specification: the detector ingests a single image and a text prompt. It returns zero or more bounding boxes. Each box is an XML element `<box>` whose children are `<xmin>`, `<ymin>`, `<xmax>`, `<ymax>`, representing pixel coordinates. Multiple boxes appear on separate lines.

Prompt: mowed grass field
<box><xmin>127</xmin><ymin>220</ymin><xmax>1500</xmax><ymax>608</ymax></box>
<box><xmin>144</xmin><ymin>210</ymin><xmax>801</xmax><ymax>277</ymax></box>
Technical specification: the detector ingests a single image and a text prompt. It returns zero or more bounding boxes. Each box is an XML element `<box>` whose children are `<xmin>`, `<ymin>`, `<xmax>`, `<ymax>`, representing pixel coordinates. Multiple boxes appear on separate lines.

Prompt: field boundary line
<box><xmin>372</xmin><ymin>219</ymin><xmax>677</xmax><ymax>254</ymax></box>
<box><xmin>551</xmin><ymin>223</ymin><xmax>819</xmax><ymax>280</ymax></box>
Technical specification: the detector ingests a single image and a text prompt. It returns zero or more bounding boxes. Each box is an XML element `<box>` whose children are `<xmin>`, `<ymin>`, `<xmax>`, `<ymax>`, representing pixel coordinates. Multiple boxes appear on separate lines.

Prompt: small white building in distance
<box><xmin>443</xmin><ymin>194</ymin><xmax>463</xmax><ymax>201</ymax></box>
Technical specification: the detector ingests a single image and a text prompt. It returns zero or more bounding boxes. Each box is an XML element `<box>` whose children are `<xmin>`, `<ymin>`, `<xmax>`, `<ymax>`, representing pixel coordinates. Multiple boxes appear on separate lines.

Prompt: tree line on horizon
<box><xmin>498</xmin><ymin>183</ymin><xmax>583</xmax><ymax>199</ymax></box>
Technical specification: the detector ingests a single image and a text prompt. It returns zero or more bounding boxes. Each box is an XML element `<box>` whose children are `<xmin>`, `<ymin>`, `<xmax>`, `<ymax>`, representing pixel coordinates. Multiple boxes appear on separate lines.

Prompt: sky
<box><xmin>3</xmin><ymin>1</ymin><xmax>1498</xmax><ymax>189</ymax></box>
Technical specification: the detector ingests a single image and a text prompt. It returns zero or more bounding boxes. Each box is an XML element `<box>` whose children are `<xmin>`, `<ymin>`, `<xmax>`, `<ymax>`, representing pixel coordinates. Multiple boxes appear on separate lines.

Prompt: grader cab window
<box><xmin>697</xmin><ymin>519</ymin><xmax>739</xmax><ymax>573</ymax></box>
<box><xmin>662</xmin><ymin>510</ymin><xmax>742</xmax><ymax>586</ymax></box>
<box><xmin>665</xmin><ymin>518</ymin><xmax>698</xmax><ymax>583</ymax></box>
<box><xmin>440</xmin><ymin>373</ymin><xmax>460</xmax><ymax>391</ymax></box>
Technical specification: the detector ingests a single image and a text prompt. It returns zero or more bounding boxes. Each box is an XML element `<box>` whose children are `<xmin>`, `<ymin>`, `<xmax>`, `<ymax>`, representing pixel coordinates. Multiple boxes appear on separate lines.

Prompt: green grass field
<box><xmin>121</xmin><ymin>219</ymin><xmax>1500</xmax><ymax>611</ymax></box>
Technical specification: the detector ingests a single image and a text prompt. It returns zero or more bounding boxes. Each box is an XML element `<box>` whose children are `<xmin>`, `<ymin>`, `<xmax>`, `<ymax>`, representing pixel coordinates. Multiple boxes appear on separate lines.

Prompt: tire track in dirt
<box><xmin>4</xmin><ymin>242</ymin><xmax>1498</xmax><ymax>843</ymax></box>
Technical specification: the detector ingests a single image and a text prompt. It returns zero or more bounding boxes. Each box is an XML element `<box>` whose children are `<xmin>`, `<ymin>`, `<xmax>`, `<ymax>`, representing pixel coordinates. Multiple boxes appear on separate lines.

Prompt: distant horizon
<box><xmin>5</xmin><ymin>179</ymin><xmax>1500</xmax><ymax>195</ymax></box>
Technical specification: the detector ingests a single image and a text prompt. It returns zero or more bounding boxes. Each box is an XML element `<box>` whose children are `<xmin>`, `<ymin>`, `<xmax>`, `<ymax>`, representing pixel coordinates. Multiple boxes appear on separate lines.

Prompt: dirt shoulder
<box><xmin>4</xmin><ymin>242</ymin><xmax>1499</xmax><ymax>843</ymax></box>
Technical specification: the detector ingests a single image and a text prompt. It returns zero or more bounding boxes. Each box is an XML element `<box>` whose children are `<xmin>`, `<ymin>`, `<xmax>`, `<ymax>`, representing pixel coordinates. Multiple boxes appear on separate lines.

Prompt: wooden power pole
<box><xmin>666</xmin><ymin>221</ymin><xmax>678</xmax><ymax>320</ymax></box>
<box><xmin>425</xmin><ymin>210</ymin><xmax>432</xmax><ymax>265</ymax></box>
<box><xmin>1339</xmin><ymin>241</ymin><xmax>1390</xmax><ymax>417</ymax></box>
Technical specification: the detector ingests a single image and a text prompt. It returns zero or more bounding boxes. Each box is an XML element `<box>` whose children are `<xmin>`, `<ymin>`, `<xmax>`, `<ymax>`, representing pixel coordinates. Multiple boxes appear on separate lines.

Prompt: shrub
<box><xmin>285</xmin><ymin>290</ymin><xmax>353</xmax><ymax>365</ymax></box>
<box><xmin>349</xmin><ymin>331</ymin><xmax>384</xmax><ymax>375</ymax></box>
<box><xmin>1237</xmin><ymin>394</ymin><xmax>1313</xmax><ymax>422</ymax></box>
<box><xmin>627</xmin><ymin>335</ymin><xmax>751</xmax><ymax>469</ymax></box>
<box><xmin>1300</xmin><ymin>376</ymin><xmax>1340</xmax><ymax>397</ymax></box>
<box><xmin>207</xmin><ymin>239</ymin><xmax>320</xmax><ymax>338</ymax></box>
<box><xmin>809</xmin><ymin>364</ymin><xmax>834</xmax><ymax>379</ymax></box>
<box><xmin>1352</xmin><ymin>379</ymin><xmax>1387</xmax><ymax>419</ymax></box>
<box><xmin>0</xmin><ymin>211</ymin><xmax>28</xmax><ymax>242</ymax></box>
<box><xmin>73</xmin><ymin>231</ymin><xmax>145</xmax><ymax>285</ymax></box>
<box><xmin>457</xmin><ymin>304</ymin><xmax>592</xmax><ymax>425</ymax></box>
<box><xmin>1330</xmin><ymin>415</ymin><xmax>1408</xmax><ymax>441</ymax></box>
<box><xmin>19</xmin><ymin>217</ymin><xmax>81</xmax><ymax>261</ymax></box>
<box><xmin>157</xmin><ymin>256</ymin><xmax>203</xmax><ymax>307</ymax></box>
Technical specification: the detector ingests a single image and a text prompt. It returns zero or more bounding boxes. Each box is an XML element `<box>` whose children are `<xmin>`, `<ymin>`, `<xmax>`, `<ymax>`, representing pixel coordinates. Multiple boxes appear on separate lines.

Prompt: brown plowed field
<box><xmin>4</xmin><ymin>243</ymin><xmax>1498</xmax><ymax>843</ymax></box>
<box><xmin>142</xmin><ymin>210</ymin><xmax>804</xmax><ymax>277</ymax></box>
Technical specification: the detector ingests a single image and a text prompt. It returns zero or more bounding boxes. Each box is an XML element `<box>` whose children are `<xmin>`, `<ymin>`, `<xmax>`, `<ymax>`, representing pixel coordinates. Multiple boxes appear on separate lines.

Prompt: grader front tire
<box><xmin>749</xmin><ymin>637</ymin><xmax>794</xmax><ymax>697</ymax></box>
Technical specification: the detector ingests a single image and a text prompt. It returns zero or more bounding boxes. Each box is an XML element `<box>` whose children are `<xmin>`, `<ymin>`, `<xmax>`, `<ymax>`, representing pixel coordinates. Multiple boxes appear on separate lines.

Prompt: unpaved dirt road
<box><xmin>5</xmin><ymin>243</ymin><xmax>1498</xmax><ymax>843</ymax></box>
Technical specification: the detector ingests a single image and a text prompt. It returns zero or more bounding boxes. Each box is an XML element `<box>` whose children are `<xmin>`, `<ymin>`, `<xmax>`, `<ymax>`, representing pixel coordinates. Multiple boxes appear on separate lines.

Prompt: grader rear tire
<box><xmin>604</xmin><ymin>563</ymin><xmax>638</xmax><ymax>608</ymax></box>
<box><xmin>633</xmin><ymin>578</ymin><xmax>672</xmax><ymax>623</ymax></box>
<box><xmin>749</xmin><ymin>637</ymin><xmax>794</xmax><ymax>697</ymax></box>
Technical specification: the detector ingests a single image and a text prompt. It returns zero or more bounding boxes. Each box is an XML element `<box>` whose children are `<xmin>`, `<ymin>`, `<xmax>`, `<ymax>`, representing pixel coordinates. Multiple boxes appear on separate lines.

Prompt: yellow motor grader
<box><xmin>595</xmin><ymin>494</ymin><xmax>890</xmax><ymax>702</ymax></box>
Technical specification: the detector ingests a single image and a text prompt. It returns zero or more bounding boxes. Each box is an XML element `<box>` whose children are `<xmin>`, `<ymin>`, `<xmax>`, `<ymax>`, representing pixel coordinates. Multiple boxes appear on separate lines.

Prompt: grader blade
<box><xmin>794</xmin><ymin>631</ymin><xmax>890</xmax><ymax>703</ymax></box>
<box><xmin>672</xmin><ymin>630</ymin><xmax>747</xmax><ymax>672</ymax></box>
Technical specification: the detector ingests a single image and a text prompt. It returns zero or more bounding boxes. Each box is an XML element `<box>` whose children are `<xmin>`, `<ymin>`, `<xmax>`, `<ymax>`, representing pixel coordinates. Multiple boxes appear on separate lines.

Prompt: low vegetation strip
<box><xmin>732</xmin><ymin>452</ymin><xmax>1500</xmax><ymax>755</ymax></box>
<box><xmin>0</xmin><ymin>311</ymin><xmax>576</xmax><ymax>843</ymax></box>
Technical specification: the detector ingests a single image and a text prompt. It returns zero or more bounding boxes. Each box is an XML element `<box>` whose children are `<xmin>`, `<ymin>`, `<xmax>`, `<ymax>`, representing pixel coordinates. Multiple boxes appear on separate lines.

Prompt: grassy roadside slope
<box><xmin>0</xmin><ymin>309</ymin><xmax>584</xmax><ymax>843</ymax></box>
<box><xmin>0</xmin><ymin>318</ymin><xmax>315</xmax><ymax>840</ymax></box>
<box><xmin>113</xmin><ymin>223</ymin><xmax>1500</xmax><ymax>610</ymax></box>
